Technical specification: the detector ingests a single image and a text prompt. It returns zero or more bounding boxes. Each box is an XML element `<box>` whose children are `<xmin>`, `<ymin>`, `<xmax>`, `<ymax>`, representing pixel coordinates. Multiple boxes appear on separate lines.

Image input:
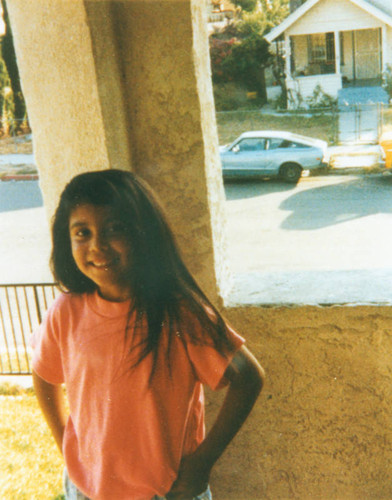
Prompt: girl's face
<box><xmin>69</xmin><ymin>204</ymin><xmax>133</xmax><ymax>302</ymax></box>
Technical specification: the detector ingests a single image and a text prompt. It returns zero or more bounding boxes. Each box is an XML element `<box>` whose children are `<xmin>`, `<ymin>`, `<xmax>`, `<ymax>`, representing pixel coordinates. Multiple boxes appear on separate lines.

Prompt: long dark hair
<box><xmin>51</xmin><ymin>169</ymin><xmax>234</xmax><ymax>371</ymax></box>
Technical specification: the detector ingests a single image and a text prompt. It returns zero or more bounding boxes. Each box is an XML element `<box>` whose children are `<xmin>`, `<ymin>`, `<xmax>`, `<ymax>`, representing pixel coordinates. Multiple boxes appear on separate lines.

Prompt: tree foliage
<box><xmin>237</xmin><ymin>0</ymin><xmax>289</xmax><ymax>36</ymax></box>
<box><xmin>1</xmin><ymin>0</ymin><xmax>27</xmax><ymax>127</ymax></box>
<box><xmin>209</xmin><ymin>0</ymin><xmax>289</xmax><ymax>105</ymax></box>
<box><xmin>231</xmin><ymin>0</ymin><xmax>258</xmax><ymax>11</ymax></box>
<box><xmin>222</xmin><ymin>34</ymin><xmax>272</xmax><ymax>95</ymax></box>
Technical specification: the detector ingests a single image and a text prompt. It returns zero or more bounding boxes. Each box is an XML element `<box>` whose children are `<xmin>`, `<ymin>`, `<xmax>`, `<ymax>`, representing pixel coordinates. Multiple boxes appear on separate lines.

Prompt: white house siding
<box><xmin>287</xmin><ymin>0</ymin><xmax>386</xmax><ymax>36</ymax></box>
<box><xmin>286</xmin><ymin>74</ymin><xmax>342</xmax><ymax>107</ymax></box>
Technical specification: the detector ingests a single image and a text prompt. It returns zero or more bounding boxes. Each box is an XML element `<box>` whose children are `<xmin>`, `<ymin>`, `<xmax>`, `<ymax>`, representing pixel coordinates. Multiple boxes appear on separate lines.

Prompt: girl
<box><xmin>32</xmin><ymin>169</ymin><xmax>264</xmax><ymax>500</ymax></box>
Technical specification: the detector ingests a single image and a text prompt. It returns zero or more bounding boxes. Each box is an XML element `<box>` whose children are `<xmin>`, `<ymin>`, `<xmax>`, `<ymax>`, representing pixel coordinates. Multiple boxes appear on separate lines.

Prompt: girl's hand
<box><xmin>166</xmin><ymin>346</ymin><xmax>264</xmax><ymax>500</ymax></box>
<box><xmin>165</xmin><ymin>452</ymin><xmax>210</xmax><ymax>500</ymax></box>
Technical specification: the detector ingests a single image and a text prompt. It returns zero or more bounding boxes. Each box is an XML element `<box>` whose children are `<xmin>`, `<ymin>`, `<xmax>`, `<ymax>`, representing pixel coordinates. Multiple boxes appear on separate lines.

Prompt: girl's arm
<box><xmin>32</xmin><ymin>370</ymin><xmax>68</xmax><ymax>453</ymax></box>
<box><xmin>167</xmin><ymin>345</ymin><xmax>264</xmax><ymax>500</ymax></box>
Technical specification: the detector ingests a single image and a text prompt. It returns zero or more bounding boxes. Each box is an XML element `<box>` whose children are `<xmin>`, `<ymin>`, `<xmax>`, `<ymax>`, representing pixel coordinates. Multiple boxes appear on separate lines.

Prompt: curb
<box><xmin>0</xmin><ymin>174</ymin><xmax>39</xmax><ymax>181</ymax></box>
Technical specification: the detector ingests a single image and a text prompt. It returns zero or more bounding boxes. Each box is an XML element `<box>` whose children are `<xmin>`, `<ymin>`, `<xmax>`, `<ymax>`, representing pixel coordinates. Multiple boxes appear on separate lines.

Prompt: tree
<box><xmin>1</xmin><ymin>0</ymin><xmax>26</xmax><ymax>126</ymax></box>
<box><xmin>209</xmin><ymin>0</ymin><xmax>289</xmax><ymax>107</ymax></box>
<box><xmin>231</xmin><ymin>0</ymin><xmax>258</xmax><ymax>11</ymax></box>
<box><xmin>222</xmin><ymin>34</ymin><xmax>272</xmax><ymax>99</ymax></box>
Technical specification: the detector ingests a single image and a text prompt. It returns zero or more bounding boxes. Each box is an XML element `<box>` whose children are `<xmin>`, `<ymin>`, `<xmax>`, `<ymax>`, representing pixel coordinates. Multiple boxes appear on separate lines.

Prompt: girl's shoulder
<box><xmin>46</xmin><ymin>290</ymin><xmax>90</xmax><ymax>319</ymax></box>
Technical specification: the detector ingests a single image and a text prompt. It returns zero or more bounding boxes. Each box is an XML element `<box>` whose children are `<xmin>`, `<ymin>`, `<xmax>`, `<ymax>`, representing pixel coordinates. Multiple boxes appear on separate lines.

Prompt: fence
<box><xmin>216</xmin><ymin>103</ymin><xmax>392</xmax><ymax>147</ymax></box>
<box><xmin>0</xmin><ymin>283</ymin><xmax>58</xmax><ymax>375</ymax></box>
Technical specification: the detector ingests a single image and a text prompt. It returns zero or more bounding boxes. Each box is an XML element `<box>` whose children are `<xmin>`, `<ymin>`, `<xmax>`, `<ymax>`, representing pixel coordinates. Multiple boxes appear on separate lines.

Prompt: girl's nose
<box><xmin>91</xmin><ymin>232</ymin><xmax>109</xmax><ymax>252</ymax></box>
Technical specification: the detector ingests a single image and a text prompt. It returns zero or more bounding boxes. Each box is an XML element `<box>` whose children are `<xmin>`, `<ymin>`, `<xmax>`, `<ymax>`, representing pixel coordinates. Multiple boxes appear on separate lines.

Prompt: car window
<box><xmin>268</xmin><ymin>139</ymin><xmax>311</xmax><ymax>149</ymax></box>
<box><xmin>268</xmin><ymin>138</ymin><xmax>285</xmax><ymax>149</ymax></box>
<box><xmin>234</xmin><ymin>138</ymin><xmax>266</xmax><ymax>152</ymax></box>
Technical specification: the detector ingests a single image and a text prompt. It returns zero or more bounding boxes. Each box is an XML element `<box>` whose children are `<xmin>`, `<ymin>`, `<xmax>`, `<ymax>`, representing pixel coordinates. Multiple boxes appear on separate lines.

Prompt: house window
<box><xmin>308</xmin><ymin>33</ymin><xmax>326</xmax><ymax>63</ymax></box>
<box><xmin>307</xmin><ymin>33</ymin><xmax>335</xmax><ymax>74</ymax></box>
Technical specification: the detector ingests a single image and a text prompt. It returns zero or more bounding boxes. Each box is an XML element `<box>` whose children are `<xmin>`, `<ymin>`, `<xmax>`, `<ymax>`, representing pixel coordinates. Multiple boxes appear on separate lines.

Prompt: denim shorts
<box><xmin>63</xmin><ymin>469</ymin><xmax>212</xmax><ymax>500</ymax></box>
<box><xmin>153</xmin><ymin>485</ymin><xmax>212</xmax><ymax>500</ymax></box>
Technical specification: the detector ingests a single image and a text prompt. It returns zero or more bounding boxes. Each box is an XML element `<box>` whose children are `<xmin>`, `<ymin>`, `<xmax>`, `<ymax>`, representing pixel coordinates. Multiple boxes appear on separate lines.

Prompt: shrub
<box><xmin>382</xmin><ymin>64</ymin><xmax>392</xmax><ymax>100</ymax></box>
<box><xmin>306</xmin><ymin>85</ymin><xmax>336</xmax><ymax>109</ymax></box>
<box><xmin>213</xmin><ymin>82</ymin><xmax>251</xmax><ymax>111</ymax></box>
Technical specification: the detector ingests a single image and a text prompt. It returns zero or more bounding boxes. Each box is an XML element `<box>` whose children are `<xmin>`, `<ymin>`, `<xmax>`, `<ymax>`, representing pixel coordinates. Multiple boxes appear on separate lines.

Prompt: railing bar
<box><xmin>39</xmin><ymin>285</ymin><xmax>48</xmax><ymax>312</ymax></box>
<box><xmin>23</xmin><ymin>286</ymin><xmax>33</xmax><ymax>333</ymax></box>
<box><xmin>5</xmin><ymin>287</ymin><xmax>21</xmax><ymax>372</ymax></box>
<box><xmin>0</xmin><ymin>299</ymin><xmax>12</xmax><ymax>373</ymax></box>
<box><xmin>23</xmin><ymin>286</ymin><xmax>34</xmax><ymax>373</ymax></box>
<box><xmin>0</xmin><ymin>350</ymin><xmax>5</xmax><ymax>373</ymax></box>
<box><xmin>42</xmin><ymin>285</ymin><xmax>49</xmax><ymax>310</ymax></box>
<box><xmin>15</xmin><ymin>286</ymin><xmax>30</xmax><ymax>372</ymax></box>
<box><xmin>33</xmin><ymin>285</ymin><xmax>42</xmax><ymax>324</ymax></box>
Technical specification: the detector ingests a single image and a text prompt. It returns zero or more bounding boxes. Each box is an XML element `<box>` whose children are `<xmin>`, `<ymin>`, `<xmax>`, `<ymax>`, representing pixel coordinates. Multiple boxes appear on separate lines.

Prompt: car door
<box><xmin>261</xmin><ymin>137</ymin><xmax>287</xmax><ymax>174</ymax></box>
<box><xmin>266</xmin><ymin>137</ymin><xmax>316</xmax><ymax>171</ymax></box>
<box><xmin>221</xmin><ymin>137</ymin><xmax>268</xmax><ymax>176</ymax></box>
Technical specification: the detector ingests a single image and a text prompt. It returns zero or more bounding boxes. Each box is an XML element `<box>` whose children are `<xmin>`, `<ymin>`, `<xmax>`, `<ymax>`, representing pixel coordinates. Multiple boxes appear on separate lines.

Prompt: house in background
<box><xmin>207</xmin><ymin>0</ymin><xmax>235</xmax><ymax>24</ymax></box>
<box><xmin>265</xmin><ymin>0</ymin><xmax>392</xmax><ymax>108</ymax></box>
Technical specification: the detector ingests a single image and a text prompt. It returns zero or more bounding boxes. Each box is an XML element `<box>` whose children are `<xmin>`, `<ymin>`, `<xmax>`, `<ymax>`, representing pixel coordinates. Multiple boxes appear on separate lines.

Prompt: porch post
<box><xmin>381</xmin><ymin>24</ymin><xmax>387</xmax><ymax>73</ymax></box>
<box><xmin>334</xmin><ymin>31</ymin><xmax>341</xmax><ymax>75</ymax></box>
<box><xmin>284</xmin><ymin>33</ymin><xmax>292</xmax><ymax>77</ymax></box>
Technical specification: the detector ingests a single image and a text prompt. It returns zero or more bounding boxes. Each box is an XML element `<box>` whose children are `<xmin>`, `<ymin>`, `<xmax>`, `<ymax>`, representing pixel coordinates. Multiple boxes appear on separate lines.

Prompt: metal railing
<box><xmin>0</xmin><ymin>283</ymin><xmax>58</xmax><ymax>375</ymax></box>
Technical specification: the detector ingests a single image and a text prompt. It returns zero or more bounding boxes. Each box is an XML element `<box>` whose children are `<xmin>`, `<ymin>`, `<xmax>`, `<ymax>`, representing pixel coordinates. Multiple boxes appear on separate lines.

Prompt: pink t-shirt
<box><xmin>31</xmin><ymin>291</ymin><xmax>244</xmax><ymax>500</ymax></box>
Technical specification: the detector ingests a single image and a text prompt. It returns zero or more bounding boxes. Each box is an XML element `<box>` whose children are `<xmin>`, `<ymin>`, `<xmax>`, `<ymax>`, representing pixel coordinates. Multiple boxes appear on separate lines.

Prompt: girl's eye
<box><xmin>73</xmin><ymin>228</ymin><xmax>90</xmax><ymax>238</ymax></box>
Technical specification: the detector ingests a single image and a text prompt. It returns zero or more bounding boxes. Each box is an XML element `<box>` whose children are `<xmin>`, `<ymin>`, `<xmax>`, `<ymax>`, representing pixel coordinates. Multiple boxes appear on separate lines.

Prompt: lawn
<box><xmin>0</xmin><ymin>383</ymin><xmax>64</xmax><ymax>500</ymax></box>
<box><xmin>216</xmin><ymin>109</ymin><xmax>337</xmax><ymax>146</ymax></box>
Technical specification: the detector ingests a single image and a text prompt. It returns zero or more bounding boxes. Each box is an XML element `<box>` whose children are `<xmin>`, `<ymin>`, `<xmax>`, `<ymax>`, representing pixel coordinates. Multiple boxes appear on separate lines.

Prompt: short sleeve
<box><xmin>30</xmin><ymin>298</ymin><xmax>65</xmax><ymax>385</ymax></box>
<box><xmin>186</xmin><ymin>320</ymin><xmax>245</xmax><ymax>391</ymax></box>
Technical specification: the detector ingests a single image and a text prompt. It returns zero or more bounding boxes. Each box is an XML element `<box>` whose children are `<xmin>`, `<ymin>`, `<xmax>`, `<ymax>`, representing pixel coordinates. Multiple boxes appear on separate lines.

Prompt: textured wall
<box><xmin>208</xmin><ymin>304</ymin><xmax>392</xmax><ymax>499</ymax></box>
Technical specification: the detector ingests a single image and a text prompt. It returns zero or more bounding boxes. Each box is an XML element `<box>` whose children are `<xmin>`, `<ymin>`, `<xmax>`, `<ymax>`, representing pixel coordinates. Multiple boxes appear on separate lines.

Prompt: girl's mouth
<box><xmin>90</xmin><ymin>258</ymin><xmax>118</xmax><ymax>270</ymax></box>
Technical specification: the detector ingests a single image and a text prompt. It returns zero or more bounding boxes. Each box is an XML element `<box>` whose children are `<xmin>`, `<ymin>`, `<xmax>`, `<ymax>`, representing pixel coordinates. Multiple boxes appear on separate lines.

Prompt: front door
<box><xmin>354</xmin><ymin>28</ymin><xmax>381</xmax><ymax>80</ymax></box>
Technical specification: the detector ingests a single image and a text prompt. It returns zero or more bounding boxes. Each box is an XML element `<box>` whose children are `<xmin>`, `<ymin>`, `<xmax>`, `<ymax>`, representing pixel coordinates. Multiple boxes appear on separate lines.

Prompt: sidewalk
<box><xmin>0</xmin><ymin>153</ymin><xmax>38</xmax><ymax>181</ymax></box>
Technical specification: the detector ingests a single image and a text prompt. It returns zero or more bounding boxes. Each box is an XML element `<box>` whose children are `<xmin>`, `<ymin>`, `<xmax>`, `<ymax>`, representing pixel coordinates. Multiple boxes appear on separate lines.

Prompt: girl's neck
<box><xmin>97</xmin><ymin>286</ymin><xmax>132</xmax><ymax>303</ymax></box>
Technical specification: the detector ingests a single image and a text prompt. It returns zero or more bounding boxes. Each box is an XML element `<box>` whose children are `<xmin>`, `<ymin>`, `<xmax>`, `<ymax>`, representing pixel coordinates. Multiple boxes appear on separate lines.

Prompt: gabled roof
<box><xmin>265</xmin><ymin>0</ymin><xmax>392</xmax><ymax>42</ymax></box>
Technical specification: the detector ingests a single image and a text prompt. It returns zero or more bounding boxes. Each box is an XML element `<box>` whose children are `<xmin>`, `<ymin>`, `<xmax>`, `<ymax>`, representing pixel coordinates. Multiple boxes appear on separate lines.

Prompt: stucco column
<box><xmin>6</xmin><ymin>0</ymin><xmax>229</xmax><ymax>303</ymax></box>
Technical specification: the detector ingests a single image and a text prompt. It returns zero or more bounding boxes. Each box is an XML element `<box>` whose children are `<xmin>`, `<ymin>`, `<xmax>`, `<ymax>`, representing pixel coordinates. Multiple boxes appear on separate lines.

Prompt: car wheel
<box><xmin>279</xmin><ymin>163</ymin><xmax>302</xmax><ymax>183</ymax></box>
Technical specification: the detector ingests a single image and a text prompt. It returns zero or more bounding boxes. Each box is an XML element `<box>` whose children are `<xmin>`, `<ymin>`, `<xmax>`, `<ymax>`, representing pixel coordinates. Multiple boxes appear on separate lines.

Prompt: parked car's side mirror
<box><xmin>232</xmin><ymin>145</ymin><xmax>240</xmax><ymax>153</ymax></box>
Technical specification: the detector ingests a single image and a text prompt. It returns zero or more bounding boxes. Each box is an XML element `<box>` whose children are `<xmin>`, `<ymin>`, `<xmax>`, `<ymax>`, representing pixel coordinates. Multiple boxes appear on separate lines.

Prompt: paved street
<box><xmin>224</xmin><ymin>173</ymin><xmax>392</xmax><ymax>273</ymax></box>
<box><xmin>0</xmin><ymin>180</ymin><xmax>51</xmax><ymax>283</ymax></box>
<box><xmin>224</xmin><ymin>173</ymin><xmax>392</xmax><ymax>304</ymax></box>
<box><xmin>2</xmin><ymin>175</ymin><xmax>392</xmax><ymax>304</ymax></box>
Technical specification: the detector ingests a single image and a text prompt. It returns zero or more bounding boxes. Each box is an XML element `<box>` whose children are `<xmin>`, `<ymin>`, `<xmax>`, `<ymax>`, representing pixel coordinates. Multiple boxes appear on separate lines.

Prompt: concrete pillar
<box><xmin>6</xmin><ymin>0</ymin><xmax>229</xmax><ymax>303</ymax></box>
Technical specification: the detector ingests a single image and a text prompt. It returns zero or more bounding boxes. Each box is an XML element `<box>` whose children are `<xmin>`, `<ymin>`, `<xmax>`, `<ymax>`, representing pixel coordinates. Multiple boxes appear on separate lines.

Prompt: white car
<box><xmin>220</xmin><ymin>130</ymin><xmax>328</xmax><ymax>183</ymax></box>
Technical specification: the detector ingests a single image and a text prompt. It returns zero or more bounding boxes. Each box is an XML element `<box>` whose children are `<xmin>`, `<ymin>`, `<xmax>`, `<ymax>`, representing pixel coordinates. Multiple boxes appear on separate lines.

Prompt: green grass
<box><xmin>0</xmin><ymin>384</ymin><xmax>64</xmax><ymax>499</ymax></box>
<box><xmin>216</xmin><ymin>109</ymin><xmax>337</xmax><ymax>145</ymax></box>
